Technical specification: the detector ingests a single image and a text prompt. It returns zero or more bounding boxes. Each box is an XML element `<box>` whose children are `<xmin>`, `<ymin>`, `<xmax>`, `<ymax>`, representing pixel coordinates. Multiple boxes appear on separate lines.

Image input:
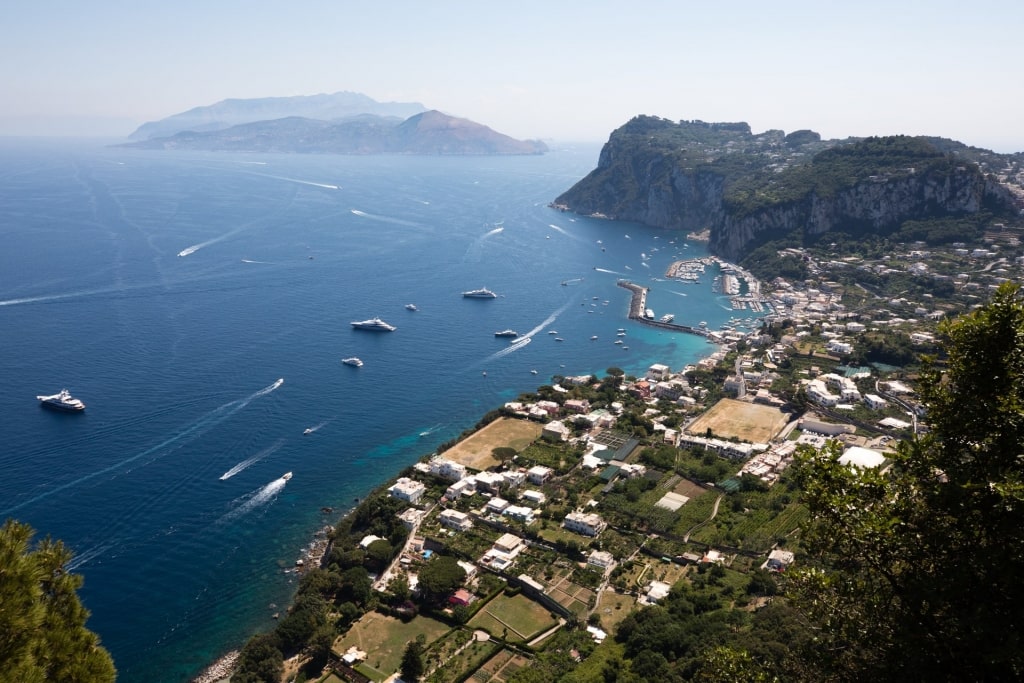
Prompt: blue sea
<box><xmin>0</xmin><ymin>139</ymin><xmax>757</xmax><ymax>682</ymax></box>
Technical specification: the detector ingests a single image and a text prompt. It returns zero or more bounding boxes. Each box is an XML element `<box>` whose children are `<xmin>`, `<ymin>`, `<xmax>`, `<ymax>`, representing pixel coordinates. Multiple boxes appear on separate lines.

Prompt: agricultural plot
<box><xmin>443</xmin><ymin>417</ymin><xmax>542</xmax><ymax>470</ymax></box>
<box><xmin>469</xmin><ymin>593</ymin><xmax>557</xmax><ymax>643</ymax></box>
<box><xmin>686</xmin><ymin>398</ymin><xmax>789</xmax><ymax>443</ymax></box>
<box><xmin>467</xmin><ymin>649</ymin><xmax>532</xmax><ymax>683</ymax></box>
<box><xmin>545</xmin><ymin>571</ymin><xmax>595</xmax><ymax>618</ymax></box>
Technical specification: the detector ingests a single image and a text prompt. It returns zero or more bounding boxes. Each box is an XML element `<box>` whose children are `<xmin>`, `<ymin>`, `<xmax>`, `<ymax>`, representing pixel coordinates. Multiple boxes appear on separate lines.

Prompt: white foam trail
<box><xmin>65</xmin><ymin>543</ymin><xmax>114</xmax><ymax>571</ymax></box>
<box><xmin>489</xmin><ymin>335</ymin><xmax>533</xmax><ymax>361</ymax></box>
<box><xmin>349</xmin><ymin>209</ymin><xmax>422</xmax><ymax>228</ymax></box>
<box><xmin>237</xmin><ymin>161</ymin><xmax>267</xmax><ymax>166</ymax></box>
<box><xmin>480</xmin><ymin>301</ymin><xmax>571</xmax><ymax>364</ymax></box>
<box><xmin>482</xmin><ymin>226</ymin><xmax>504</xmax><ymax>238</ymax></box>
<box><xmin>304</xmin><ymin>420</ymin><xmax>328</xmax><ymax>434</ymax></box>
<box><xmin>218</xmin><ymin>476</ymin><xmax>288</xmax><ymax>523</ymax></box>
<box><xmin>240</xmin><ymin>259</ymin><xmax>272</xmax><ymax>264</ymax></box>
<box><xmin>178</xmin><ymin>225</ymin><xmax>247</xmax><ymax>257</ymax></box>
<box><xmin>250</xmin><ymin>173</ymin><xmax>339</xmax><ymax>189</ymax></box>
<box><xmin>670</xmin><ymin>290</ymin><xmax>689</xmax><ymax>297</ymax></box>
<box><xmin>0</xmin><ymin>378</ymin><xmax>285</xmax><ymax>516</ymax></box>
<box><xmin>0</xmin><ymin>285</ymin><xmax>117</xmax><ymax>307</ymax></box>
<box><xmin>219</xmin><ymin>439</ymin><xmax>285</xmax><ymax>480</ymax></box>
<box><xmin>592</xmin><ymin>267</ymin><xmax>623</xmax><ymax>275</ymax></box>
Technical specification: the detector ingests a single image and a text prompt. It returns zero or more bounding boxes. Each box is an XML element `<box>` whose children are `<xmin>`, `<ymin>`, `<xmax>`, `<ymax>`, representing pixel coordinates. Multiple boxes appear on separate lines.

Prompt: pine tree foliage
<box><xmin>0</xmin><ymin>519</ymin><xmax>116</xmax><ymax>683</ymax></box>
<box><xmin>791</xmin><ymin>283</ymin><xmax>1024</xmax><ymax>681</ymax></box>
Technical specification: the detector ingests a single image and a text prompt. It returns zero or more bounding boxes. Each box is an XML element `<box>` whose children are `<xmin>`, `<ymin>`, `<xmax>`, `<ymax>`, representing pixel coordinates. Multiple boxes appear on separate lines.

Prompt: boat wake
<box><xmin>482</xmin><ymin>225</ymin><xmax>504</xmax><ymax>239</ymax></box>
<box><xmin>240</xmin><ymin>258</ymin><xmax>272</xmax><ymax>264</ymax></box>
<box><xmin>303</xmin><ymin>420</ymin><xmax>328</xmax><ymax>435</ymax></box>
<box><xmin>250</xmin><ymin>172</ymin><xmax>339</xmax><ymax>190</ymax></box>
<box><xmin>480</xmin><ymin>300</ymin><xmax>571</xmax><ymax>364</ymax></box>
<box><xmin>670</xmin><ymin>290</ymin><xmax>689</xmax><ymax>297</ymax></box>
<box><xmin>418</xmin><ymin>423</ymin><xmax>443</xmax><ymax>437</ymax></box>
<box><xmin>0</xmin><ymin>378</ymin><xmax>285</xmax><ymax>517</ymax></box>
<box><xmin>217</xmin><ymin>475</ymin><xmax>289</xmax><ymax>523</ymax></box>
<box><xmin>350</xmin><ymin>209</ymin><xmax>422</xmax><ymax>228</ymax></box>
<box><xmin>219</xmin><ymin>439</ymin><xmax>285</xmax><ymax>480</ymax></box>
<box><xmin>593</xmin><ymin>267</ymin><xmax>624</xmax><ymax>275</ymax></box>
<box><xmin>178</xmin><ymin>226</ymin><xmax>247</xmax><ymax>257</ymax></box>
<box><xmin>65</xmin><ymin>542</ymin><xmax>115</xmax><ymax>571</ymax></box>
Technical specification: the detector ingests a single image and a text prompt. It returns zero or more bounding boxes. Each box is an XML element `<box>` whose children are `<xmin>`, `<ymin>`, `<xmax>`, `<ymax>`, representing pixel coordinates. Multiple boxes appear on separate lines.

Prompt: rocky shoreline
<box><xmin>190</xmin><ymin>650</ymin><xmax>239</xmax><ymax>683</ymax></box>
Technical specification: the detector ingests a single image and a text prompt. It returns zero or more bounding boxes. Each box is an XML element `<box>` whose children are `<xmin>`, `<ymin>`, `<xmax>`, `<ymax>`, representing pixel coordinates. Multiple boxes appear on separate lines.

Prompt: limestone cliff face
<box><xmin>712</xmin><ymin>167</ymin><xmax>1011</xmax><ymax>259</ymax></box>
<box><xmin>554</xmin><ymin>118</ymin><xmax>1016</xmax><ymax>260</ymax></box>
<box><xmin>554</xmin><ymin>136</ymin><xmax>727</xmax><ymax>231</ymax></box>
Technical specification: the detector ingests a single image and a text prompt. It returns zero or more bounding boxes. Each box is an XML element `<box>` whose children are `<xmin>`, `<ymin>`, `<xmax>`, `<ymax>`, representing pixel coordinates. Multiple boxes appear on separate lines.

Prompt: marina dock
<box><xmin>617</xmin><ymin>280</ymin><xmax>709</xmax><ymax>337</ymax></box>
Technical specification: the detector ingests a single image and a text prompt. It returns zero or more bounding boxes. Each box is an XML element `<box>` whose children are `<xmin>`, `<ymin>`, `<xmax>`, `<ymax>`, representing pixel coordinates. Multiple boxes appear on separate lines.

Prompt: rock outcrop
<box><xmin>554</xmin><ymin>117</ymin><xmax>1017</xmax><ymax>260</ymax></box>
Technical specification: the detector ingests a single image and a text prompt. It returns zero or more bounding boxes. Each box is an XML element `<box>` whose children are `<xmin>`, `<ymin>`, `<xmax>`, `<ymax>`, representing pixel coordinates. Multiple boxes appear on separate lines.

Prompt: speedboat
<box><xmin>304</xmin><ymin>428</ymin><xmax>314</xmax><ymax>435</ymax></box>
<box><xmin>462</xmin><ymin>288</ymin><xmax>497</xmax><ymax>298</ymax></box>
<box><xmin>531</xmin><ymin>369</ymin><xmax>538</xmax><ymax>375</ymax></box>
<box><xmin>590</xmin><ymin>335</ymin><xmax>598</xmax><ymax>340</ymax></box>
<box><xmin>405</xmin><ymin>303</ymin><xmax>418</xmax><ymax>311</ymax></box>
<box><xmin>342</xmin><ymin>357</ymin><xmax>364</xmax><ymax>367</ymax></box>
<box><xmin>36</xmin><ymin>388</ymin><xmax>85</xmax><ymax>412</ymax></box>
<box><xmin>548</xmin><ymin>330</ymin><xmax>558</xmax><ymax>335</ymax></box>
<box><xmin>351</xmin><ymin>317</ymin><xmax>396</xmax><ymax>331</ymax></box>
<box><xmin>282</xmin><ymin>472</ymin><xmax>293</xmax><ymax>481</ymax></box>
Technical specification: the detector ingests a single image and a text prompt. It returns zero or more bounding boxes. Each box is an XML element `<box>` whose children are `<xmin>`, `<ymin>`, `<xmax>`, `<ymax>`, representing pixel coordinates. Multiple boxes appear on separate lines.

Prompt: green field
<box><xmin>332</xmin><ymin>612</ymin><xmax>451</xmax><ymax>681</ymax></box>
<box><xmin>469</xmin><ymin>593</ymin><xmax>558</xmax><ymax>642</ymax></box>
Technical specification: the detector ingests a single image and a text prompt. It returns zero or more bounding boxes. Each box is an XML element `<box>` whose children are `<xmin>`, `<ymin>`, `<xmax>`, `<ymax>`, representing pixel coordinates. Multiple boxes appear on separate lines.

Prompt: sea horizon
<box><xmin>0</xmin><ymin>139</ymin><xmax>758</xmax><ymax>681</ymax></box>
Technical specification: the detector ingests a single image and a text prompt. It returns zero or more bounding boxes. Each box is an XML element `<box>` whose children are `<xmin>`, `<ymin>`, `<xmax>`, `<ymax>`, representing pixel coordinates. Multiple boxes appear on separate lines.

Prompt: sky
<box><xmin>3</xmin><ymin>0</ymin><xmax>1022</xmax><ymax>152</ymax></box>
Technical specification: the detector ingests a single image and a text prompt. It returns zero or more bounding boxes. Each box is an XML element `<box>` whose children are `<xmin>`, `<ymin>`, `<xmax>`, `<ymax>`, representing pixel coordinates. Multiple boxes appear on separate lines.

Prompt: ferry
<box><xmin>494</xmin><ymin>329</ymin><xmax>518</xmax><ymax>338</ymax></box>
<box><xmin>660</xmin><ymin>314</ymin><xmax>675</xmax><ymax>323</ymax></box>
<box><xmin>644</xmin><ymin>308</ymin><xmax>655</xmax><ymax>319</ymax></box>
<box><xmin>462</xmin><ymin>288</ymin><xmax>497</xmax><ymax>299</ymax></box>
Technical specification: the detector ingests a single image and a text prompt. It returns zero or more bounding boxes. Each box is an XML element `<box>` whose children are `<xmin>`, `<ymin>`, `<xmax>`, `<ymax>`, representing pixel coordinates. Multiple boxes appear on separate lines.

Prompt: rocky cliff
<box><xmin>554</xmin><ymin>117</ymin><xmax>1017</xmax><ymax>260</ymax></box>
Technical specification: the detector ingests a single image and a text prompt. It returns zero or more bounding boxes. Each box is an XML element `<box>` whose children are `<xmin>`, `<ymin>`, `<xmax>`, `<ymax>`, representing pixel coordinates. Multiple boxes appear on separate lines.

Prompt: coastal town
<box><xmin>202</xmin><ymin>223</ymin><xmax>1024</xmax><ymax>683</ymax></box>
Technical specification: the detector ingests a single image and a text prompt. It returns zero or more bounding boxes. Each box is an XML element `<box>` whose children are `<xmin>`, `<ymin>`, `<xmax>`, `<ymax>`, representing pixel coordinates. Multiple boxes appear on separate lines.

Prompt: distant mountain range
<box><xmin>122</xmin><ymin>92</ymin><xmax>547</xmax><ymax>156</ymax></box>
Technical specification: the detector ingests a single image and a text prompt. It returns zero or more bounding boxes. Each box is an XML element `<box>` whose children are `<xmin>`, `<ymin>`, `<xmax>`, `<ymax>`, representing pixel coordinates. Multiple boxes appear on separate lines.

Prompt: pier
<box><xmin>617</xmin><ymin>280</ymin><xmax>710</xmax><ymax>337</ymax></box>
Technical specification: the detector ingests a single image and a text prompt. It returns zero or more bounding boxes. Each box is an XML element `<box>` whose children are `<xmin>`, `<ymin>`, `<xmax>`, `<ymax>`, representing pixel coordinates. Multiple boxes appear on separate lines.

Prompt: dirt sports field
<box><xmin>442</xmin><ymin>417</ymin><xmax>543</xmax><ymax>470</ymax></box>
<box><xmin>686</xmin><ymin>398</ymin><xmax>789</xmax><ymax>443</ymax></box>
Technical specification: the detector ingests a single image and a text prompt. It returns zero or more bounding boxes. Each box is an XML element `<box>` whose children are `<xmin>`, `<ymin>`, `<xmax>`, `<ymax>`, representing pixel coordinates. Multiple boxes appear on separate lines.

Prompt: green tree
<box><xmin>0</xmin><ymin>519</ymin><xmax>116</xmax><ymax>683</ymax></box>
<box><xmin>417</xmin><ymin>555</ymin><xmax>466</xmax><ymax>603</ymax></box>
<box><xmin>400</xmin><ymin>640</ymin><xmax>425</xmax><ymax>682</ymax></box>
<box><xmin>233</xmin><ymin>633</ymin><xmax>283</xmax><ymax>683</ymax></box>
<box><xmin>790</xmin><ymin>283</ymin><xmax>1024</xmax><ymax>681</ymax></box>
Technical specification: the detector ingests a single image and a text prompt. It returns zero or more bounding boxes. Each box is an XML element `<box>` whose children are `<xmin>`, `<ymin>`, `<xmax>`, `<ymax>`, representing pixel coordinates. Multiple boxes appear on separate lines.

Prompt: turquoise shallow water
<box><xmin>0</xmin><ymin>139</ymin><xmax>759</xmax><ymax>681</ymax></box>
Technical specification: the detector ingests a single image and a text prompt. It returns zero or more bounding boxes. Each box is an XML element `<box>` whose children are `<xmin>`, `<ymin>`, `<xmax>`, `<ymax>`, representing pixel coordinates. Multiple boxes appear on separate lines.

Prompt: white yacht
<box><xmin>351</xmin><ymin>317</ymin><xmax>396</xmax><ymax>331</ymax></box>
<box><xmin>37</xmin><ymin>388</ymin><xmax>85</xmax><ymax>412</ymax></box>
<box><xmin>462</xmin><ymin>288</ymin><xmax>497</xmax><ymax>299</ymax></box>
<box><xmin>342</xmin><ymin>357</ymin><xmax>364</xmax><ymax>367</ymax></box>
<box><xmin>405</xmin><ymin>303</ymin><xmax>418</xmax><ymax>311</ymax></box>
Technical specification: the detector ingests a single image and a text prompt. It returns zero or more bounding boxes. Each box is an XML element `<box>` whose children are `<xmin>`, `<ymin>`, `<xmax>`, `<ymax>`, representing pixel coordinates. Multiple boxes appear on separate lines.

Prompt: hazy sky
<box><xmin>3</xmin><ymin>1</ymin><xmax>1022</xmax><ymax>151</ymax></box>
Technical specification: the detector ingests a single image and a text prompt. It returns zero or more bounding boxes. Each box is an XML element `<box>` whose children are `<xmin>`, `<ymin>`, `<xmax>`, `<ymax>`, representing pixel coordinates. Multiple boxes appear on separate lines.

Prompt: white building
<box><xmin>863</xmin><ymin>393</ymin><xmax>887</xmax><ymax>410</ymax></box>
<box><xmin>839</xmin><ymin>446</ymin><xmax>887</xmax><ymax>469</ymax></box>
<box><xmin>646</xmin><ymin>364</ymin><xmax>672</xmax><ymax>381</ymax></box>
<box><xmin>428</xmin><ymin>457</ymin><xmax>467</xmax><ymax>482</ymax></box>
<box><xmin>503</xmin><ymin>505</ymin><xmax>535</xmax><ymax>524</ymax></box>
<box><xmin>542</xmin><ymin>420</ymin><xmax>571</xmax><ymax>442</ymax></box>
<box><xmin>563</xmin><ymin>511</ymin><xmax>607</xmax><ymax>537</ymax></box>
<box><xmin>521</xmin><ymin>489</ymin><xmax>547</xmax><ymax>506</ymax></box>
<box><xmin>527</xmin><ymin>465</ymin><xmax>554</xmax><ymax>485</ymax></box>
<box><xmin>439</xmin><ymin>509</ymin><xmax>473</xmax><ymax>532</ymax></box>
<box><xmin>388</xmin><ymin>477</ymin><xmax>426</xmax><ymax>504</ymax></box>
